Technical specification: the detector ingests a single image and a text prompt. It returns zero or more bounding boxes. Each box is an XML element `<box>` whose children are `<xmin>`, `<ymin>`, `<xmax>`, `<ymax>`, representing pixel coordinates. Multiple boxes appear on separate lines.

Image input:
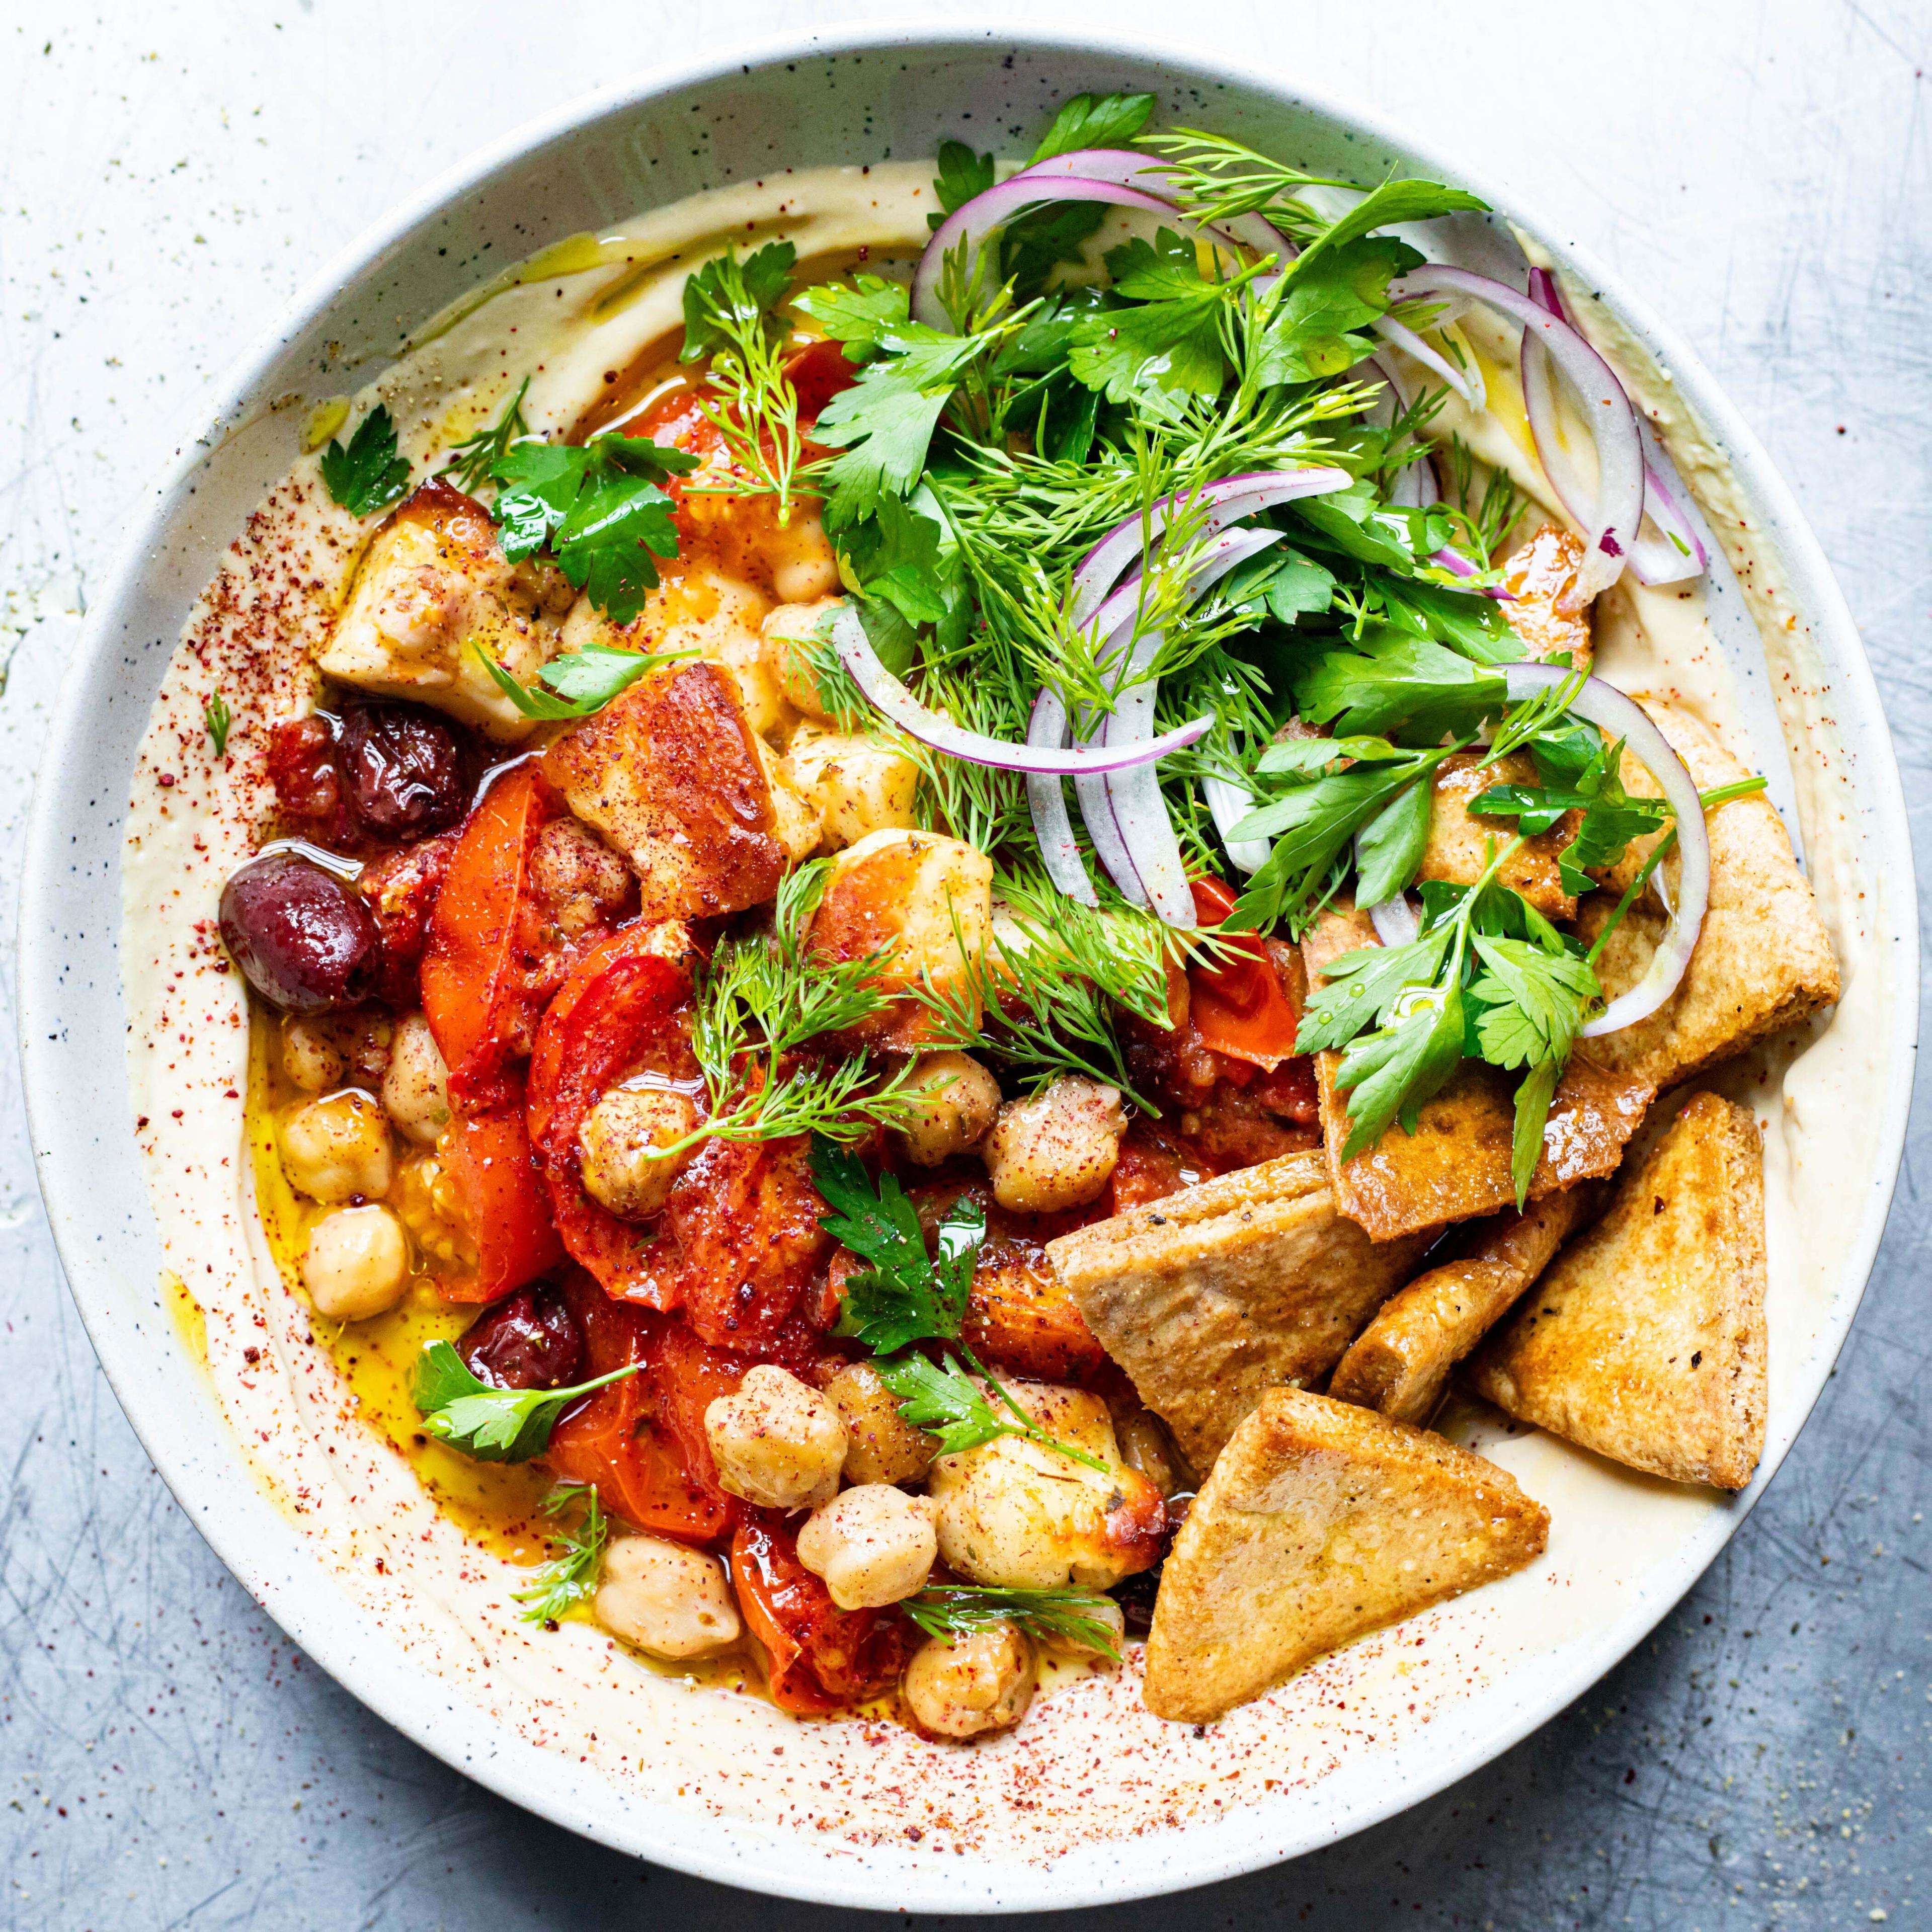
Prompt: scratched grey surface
<box><xmin>2</xmin><ymin>1</ymin><xmax>1928</xmax><ymax>1925</ymax></box>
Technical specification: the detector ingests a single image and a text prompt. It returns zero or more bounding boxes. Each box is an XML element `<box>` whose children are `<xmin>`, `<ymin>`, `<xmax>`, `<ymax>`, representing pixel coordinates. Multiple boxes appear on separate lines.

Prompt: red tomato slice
<box><xmin>1186</xmin><ymin>875</ymin><xmax>1304</xmax><ymax>1072</ymax></box>
<box><xmin>435</xmin><ymin>1099</ymin><xmax>565</xmax><ymax>1305</ymax></box>
<box><xmin>784</xmin><ymin>337</ymin><xmax>861</xmax><ymax>430</ymax></box>
<box><xmin>527</xmin><ymin>929</ymin><xmax>833</xmax><ymax>1347</ymax></box>
<box><xmin>421</xmin><ymin>766</ymin><xmax>560</xmax><ymax>1113</ymax></box>
<box><xmin>730</xmin><ymin>1512</ymin><xmax>915</xmax><ymax>1714</ymax></box>
<box><xmin>541</xmin><ymin>1278</ymin><xmax>729</xmax><ymax>1544</ymax></box>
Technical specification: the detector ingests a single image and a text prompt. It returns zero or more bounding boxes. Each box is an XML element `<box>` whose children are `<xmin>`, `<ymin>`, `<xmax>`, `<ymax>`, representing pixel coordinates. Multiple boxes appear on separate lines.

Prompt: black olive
<box><xmin>218</xmin><ymin>853</ymin><xmax>378</xmax><ymax>1013</ymax></box>
<box><xmin>458</xmin><ymin>1282</ymin><xmax>586</xmax><ymax>1391</ymax></box>
<box><xmin>339</xmin><ymin>699</ymin><xmax>464</xmax><ymax>839</ymax></box>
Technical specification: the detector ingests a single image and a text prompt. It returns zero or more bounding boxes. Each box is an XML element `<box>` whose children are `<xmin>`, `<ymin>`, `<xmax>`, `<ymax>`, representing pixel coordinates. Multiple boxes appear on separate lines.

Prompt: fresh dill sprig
<box><xmin>1134</xmin><ymin>127</ymin><xmax>1354</xmax><ymax>236</ymax></box>
<box><xmin>902</xmin><ymin>1584</ymin><xmax>1124</xmax><ymax>1661</ymax></box>
<box><xmin>680</xmin><ymin>241</ymin><xmax>809</xmax><ymax>523</ymax></box>
<box><xmin>512</xmin><ymin>1484</ymin><xmax>608</xmax><ymax>1624</ymax></box>
<box><xmin>440</xmin><ymin>376</ymin><xmax>532</xmax><ymax>497</ymax></box>
<box><xmin>203</xmin><ymin>692</ymin><xmax>232</xmax><ymax>756</ymax></box>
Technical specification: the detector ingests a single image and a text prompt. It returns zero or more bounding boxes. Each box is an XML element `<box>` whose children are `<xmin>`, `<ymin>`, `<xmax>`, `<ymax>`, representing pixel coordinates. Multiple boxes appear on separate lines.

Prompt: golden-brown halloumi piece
<box><xmin>540</xmin><ymin>660</ymin><xmax>815</xmax><ymax>921</ymax></box>
<box><xmin>1302</xmin><ymin>905</ymin><xmax>1653</xmax><ymax>1242</ymax></box>
<box><xmin>1499</xmin><ymin>522</ymin><xmax>1593</xmax><ymax>665</ymax></box>
<box><xmin>1328</xmin><ymin>1184</ymin><xmax>1600</xmax><ymax>1424</ymax></box>
<box><xmin>318</xmin><ymin>478</ymin><xmax>572</xmax><ymax>739</ymax></box>
<box><xmin>807</xmin><ymin>828</ymin><xmax>993</xmax><ymax>1052</ymax></box>
<box><xmin>1142</xmin><ymin>1387</ymin><xmax>1548</xmax><ymax>1723</ymax></box>
<box><xmin>1466</xmin><ymin>1090</ymin><xmax>1766</xmax><ymax>1489</ymax></box>
<box><xmin>1574</xmin><ymin>702</ymin><xmax>1839</xmax><ymax>1091</ymax></box>
<box><xmin>1416</xmin><ymin>751</ymin><xmax>1579</xmax><ymax>921</ymax></box>
<box><xmin>1044</xmin><ymin>1152</ymin><xmax>1432</xmax><ymax>1473</ymax></box>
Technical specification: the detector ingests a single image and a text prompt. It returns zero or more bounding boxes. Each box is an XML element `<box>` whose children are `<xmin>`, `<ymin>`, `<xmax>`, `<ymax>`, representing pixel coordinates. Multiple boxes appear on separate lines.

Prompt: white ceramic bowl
<box><xmin>19</xmin><ymin>20</ymin><xmax>1916</xmax><ymax>1912</ymax></box>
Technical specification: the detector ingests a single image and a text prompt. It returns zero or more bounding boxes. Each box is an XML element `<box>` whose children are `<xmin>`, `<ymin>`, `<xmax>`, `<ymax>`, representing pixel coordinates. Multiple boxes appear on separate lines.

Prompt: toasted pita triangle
<box><xmin>1045</xmin><ymin>1153</ymin><xmax>1431</xmax><ymax>1475</ymax></box>
<box><xmin>1467</xmin><ymin>1090</ymin><xmax>1766</xmax><ymax>1489</ymax></box>
<box><xmin>1143</xmin><ymin>1388</ymin><xmax>1549</xmax><ymax>1724</ymax></box>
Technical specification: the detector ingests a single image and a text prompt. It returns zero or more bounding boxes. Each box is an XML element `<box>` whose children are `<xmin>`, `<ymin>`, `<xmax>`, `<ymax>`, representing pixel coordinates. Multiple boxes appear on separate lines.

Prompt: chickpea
<box><xmin>380</xmin><ymin>1012</ymin><xmax>450</xmax><ymax>1147</ymax></box>
<box><xmin>761</xmin><ymin>599</ymin><xmax>846</xmax><ymax>722</ymax></box>
<box><xmin>780</xmin><ymin>728</ymin><xmax>920</xmax><ymax>850</ymax></box>
<box><xmin>824</xmin><ymin>1360</ymin><xmax>937</xmax><ymax>1487</ymax></box>
<box><xmin>768</xmin><ymin>512</ymin><xmax>842</xmax><ymax>605</ymax></box>
<box><xmin>279</xmin><ymin>1090</ymin><xmax>394</xmax><ymax>1204</ymax></box>
<box><xmin>902</xmin><ymin>1624</ymin><xmax>1036</xmax><ymax>1739</ymax></box>
<box><xmin>795</xmin><ymin>1485</ymin><xmax>938</xmax><ymax>1610</ymax></box>
<box><xmin>893</xmin><ymin>1052</ymin><xmax>1002</xmax><ymax>1167</ymax></box>
<box><xmin>527</xmin><ymin>818</ymin><xmax>635</xmax><ymax>940</ymax></box>
<box><xmin>704</xmin><ymin>1364</ymin><xmax>847</xmax><ymax>1511</ymax></box>
<box><xmin>1113</xmin><ymin>1406</ymin><xmax>1192</xmax><ymax>1499</ymax></box>
<box><xmin>982</xmin><ymin>1076</ymin><xmax>1127</xmax><ymax>1213</ymax></box>
<box><xmin>593</xmin><ymin>1534</ymin><xmax>742</xmax><ymax>1660</ymax></box>
<box><xmin>1034</xmin><ymin>1595</ymin><xmax>1125</xmax><ymax>1666</ymax></box>
<box><xmin>281</xmin><ymin>1015</ymin><xmax>346</xmax><ymax>1093</ymax></box>
<box><xmin>301</xmin><ymin>1203</ymin><xmax>411</xmax><ymax>1320</ymax></box>
<box><xmin>576</xmin><ymin>1080</ymin><xmax>698</xmax><ymax>1221</ymax></box>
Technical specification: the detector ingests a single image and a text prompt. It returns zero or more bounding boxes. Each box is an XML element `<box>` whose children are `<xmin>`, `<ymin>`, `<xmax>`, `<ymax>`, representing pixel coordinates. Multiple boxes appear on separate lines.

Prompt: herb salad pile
<box><xmin>317</xmin><ymin>89</ymin><xmax>1750</xmax><ymax>1225</ymax></box>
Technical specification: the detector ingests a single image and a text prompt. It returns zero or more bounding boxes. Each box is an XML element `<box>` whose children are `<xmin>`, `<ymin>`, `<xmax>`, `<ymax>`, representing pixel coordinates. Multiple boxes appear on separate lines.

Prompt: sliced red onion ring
<box><xmin>1365</xmin><ymin>892</ymin><xmax>1420</xmax><ymax>947</ymax></box>
<box><xmin>1068</xmin><ymin>466</ymin><xmax>1351</xmax><ymax>625</ymax></box>
<box><xmin>1392</xmin><ymin>266</ymin><xmax>1642</xmax><ymax>600</ymax></box>
<box><xmin>1372</xmin><ymin>311</ymin><xmax>1486</xmax><ymax>411</ymax></box>
<box><xmin>829</xmin><ymin>604</ymin><xmax>1212</xmax><ymax>773</ymax></box>
<box><xmin>1025</xmin><ymin>689</ymin><xmax>1098</xmax><ymax>906</ymax></box>
<box><xmin>1524</xmin><ymin>270</ymin><xmax>1707</xmax><ymax>587</ymax></box>
<box><xmin>1077</xmin><ymin>528</ymin><xmax>1283</xmax><ymax>926</ymax></box>
<box><xmin>1011</xmin><ymin>148</ymin><xmax>1294</xmax><ymax>264</ymax></box>
<box><xmin>1205</xmin><ymin>773</ymin><xmax>1272</xmax><ymax>874</ymax></box>
<box><xmin>1500</xmin><ymin>663</ymin><xmax>1709</xmax><ymax>1035</ymax></box>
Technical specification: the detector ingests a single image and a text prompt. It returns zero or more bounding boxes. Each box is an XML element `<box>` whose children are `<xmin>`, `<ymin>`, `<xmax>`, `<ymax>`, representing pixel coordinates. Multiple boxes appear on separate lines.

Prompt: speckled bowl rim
<box><xmin>18</xmin><ymin>17</ymin><xmax>1918</xmax><ymax>1913</ymax></box>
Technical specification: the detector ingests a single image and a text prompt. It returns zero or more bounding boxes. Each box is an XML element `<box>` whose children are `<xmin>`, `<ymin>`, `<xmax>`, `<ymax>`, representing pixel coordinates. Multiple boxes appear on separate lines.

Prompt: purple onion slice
<box><xmin>1500</xmin><ymin>664</ymin><xmax>1710</xmax><ymax>1035</ymax></box>
<box><xmin>1025</xmin><ymin>689</ymin><xmax>1098</xmax><ymax>906</ymax></box>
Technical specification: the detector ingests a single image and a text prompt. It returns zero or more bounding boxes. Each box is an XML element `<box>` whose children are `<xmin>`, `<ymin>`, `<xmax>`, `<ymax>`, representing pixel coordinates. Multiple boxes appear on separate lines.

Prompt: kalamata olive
<box><xmin>458</xmin><ymin>1282</ymin><xmax>585</xmax><ymax>1391</ymax></box>
<box><xmin>340</xmin><ymin>700</ymin><xmax>464</xmax><ymax>839</ymax></box>
<box><xmin>219</xmin><ymin>853</ymin><xmax>379</xmax><ymax>1013</ymax></box>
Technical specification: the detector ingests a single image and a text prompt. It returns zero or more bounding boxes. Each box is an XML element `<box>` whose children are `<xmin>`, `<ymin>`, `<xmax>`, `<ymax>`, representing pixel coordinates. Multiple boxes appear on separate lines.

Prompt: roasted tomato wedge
<box><xmin>540</xmin><ymin>1276</ymin><xmax>729</xmax><ymax>1544</ymax></box>
<box><xmin>527</xmin><ymin>928</ymin><xmax>832</xmax><ymax>1347</ymax></box>
<box><xmin>730</xmin><ymin>1511</ymin><xmax>916</xmax><ymax>1714</ymax></box>
<box><xmin>421</xmin><ymin>767</ymin><xmax>560</xmax><ymax>1110</ymax></box>
<box><xmin>784</xmin><ymin>337</ymin><xmax>862</xmax><ymax>430</ymax></box>
<box><xmin>436</xmin><ymin>1101</ymin><xmax>564</xmax><ymax>1304</ymax></box>
<box><xmin>1185</xmin><ymin>875</ymin><xmax>1305</xmax><ymax>1072</ymax></box>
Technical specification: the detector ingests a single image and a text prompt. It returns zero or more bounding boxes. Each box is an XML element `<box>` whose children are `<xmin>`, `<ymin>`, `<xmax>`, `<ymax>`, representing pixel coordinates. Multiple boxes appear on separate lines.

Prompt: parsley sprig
<box><xmin>810</xmin><ymin>1137</ymin><xmax>1109</xmax><ymax>1474</ymax></box>
<box><xmin>902</xmin><ymin>1583</ymin><xmax>1124</xmax><ymax>1661</ymax></box>
<box><xmin>475</xmin><ymin>641</ymin><xmax>692</xmax><ymax>720</ymax></box>
<box><xmin>1299</xmin><ymin>836</ymin><xmax>1601</xmax><ymax>1202</ymax></box>
<box><xmin>320</xmin><ymin>403</ymin><xmax>411</xmax><ymax>517</ymax></box>
<box><xmin>512</xmin><ymin>1483</ymin><xmax>609</xmax><ymax>1624</ymax></box>
<box><xmin>410</xmin><ymin>1341</ymin><xmax>641</xmax><ymax>1462</ymax></box>
<box><xmin>491</xmin><ymin>433</ymin><xmax>697</xmax><ymax>626</ymax></box>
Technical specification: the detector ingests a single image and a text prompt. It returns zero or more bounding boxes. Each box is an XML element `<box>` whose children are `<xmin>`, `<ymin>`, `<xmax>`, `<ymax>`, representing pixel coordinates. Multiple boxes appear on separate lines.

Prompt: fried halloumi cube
<box><xmin>1499</xmin><ymin>522</ymin><xmax>1593</xmax><ymax>665</ymax></box>
<box><xmin>1466</xmin><ymin>1090</ymin><xmax>1767</xmax><ymax>1490</ymax></box>
<box><xmin>1142</xmin><ymin>1387</ymin><xmax>1548</xmax><ymax>1723</ymax></box>
<box><xmin>1045</xmin><ymin>1152</ymin><xmax>1433</xmax><ymax>1473</ymax></box>
<box><xmin>1416</xmin><ymin>751</ymin><xmax>1578</xmax><ymax>922</ymax></box>
<box><xmin>318</xmin><ymin>479</ymin><xmax>572</xmax><ymax>739</ymax></box>
<box><xmin>1573</xmin><ymin>702</ymin><xmax>1839</xmax><ymax>1091</ymax></box>
<box><xmin>807</xmin><ymin>828</ymin><xmax>993</xmax><ymax>1051</ymax></box>
<box><xmin>1302</xmin><ymin>905</ymin><xmax>1653</xmax><ymax>1243</ymax></box>
<box><xmin>540</xmin><ymin>660</ymin><xmax>817</xmax><ymax>921</ymax></box>
<box><xmin>1328</xmin><ymin>1183</ymin><xmax>1601</xmax><ymax>1424</ymax></box>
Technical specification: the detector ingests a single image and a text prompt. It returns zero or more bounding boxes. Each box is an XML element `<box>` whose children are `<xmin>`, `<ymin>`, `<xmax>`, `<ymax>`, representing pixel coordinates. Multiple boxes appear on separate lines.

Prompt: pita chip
<box><xmin>1143</xmin><ymin>1388</ymin><xmax>1548</xmax><ymax>1723</ymax></box>
<box><xmin>1303</xmin><ymin>906</ymin><xmax>1653</xmax><ymax>1243</ymax></box>
<box><xmin>1574</xmin><ymin>700</ymin><xmax>1839</xmax><ymax>1091</ymax></box>
<box><xmin>1467</xmin><ymin>1090</ymin><xmax>1767</xmax><ymax>1489</ymax></box>
<box><xmin>1328</xmin><ymin>1182</ymin><xmax>1602</xmax><ymax>1424</ymax></box>
<box><xmin>1045</xmin><ymin>1153</ymin><xmax>1432</xmax><ymax>1474</ymax></box>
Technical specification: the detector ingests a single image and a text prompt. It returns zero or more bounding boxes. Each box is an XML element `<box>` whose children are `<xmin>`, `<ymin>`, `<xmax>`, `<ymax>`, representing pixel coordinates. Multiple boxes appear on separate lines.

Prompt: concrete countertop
<box><xmin>2</xmin><ymin>2</ymin><xmax>1926</xmax><ymax>1925</ymax></box>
